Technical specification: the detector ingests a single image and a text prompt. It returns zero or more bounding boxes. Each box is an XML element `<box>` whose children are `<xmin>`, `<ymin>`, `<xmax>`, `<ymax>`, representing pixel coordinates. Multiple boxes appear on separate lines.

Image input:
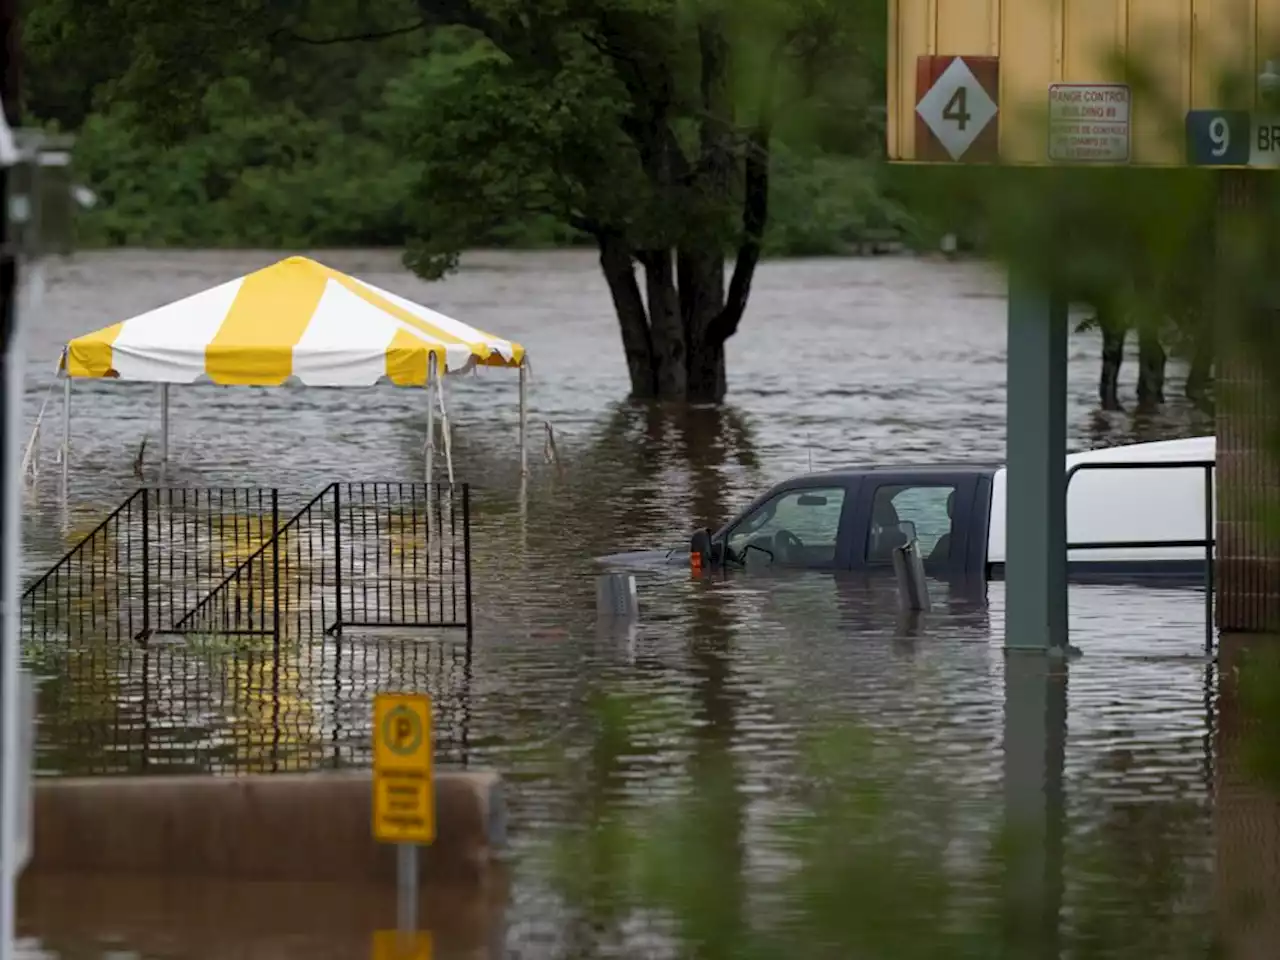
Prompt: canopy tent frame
<box><xmin>55</xmin><ymin>350</ymin><xmax>530</xmax><ymax>490</ymax></box>
<box><xmin>49</xmin><ymin>255</ymin><xmax>530</xmax><ymax>492</ymax></box>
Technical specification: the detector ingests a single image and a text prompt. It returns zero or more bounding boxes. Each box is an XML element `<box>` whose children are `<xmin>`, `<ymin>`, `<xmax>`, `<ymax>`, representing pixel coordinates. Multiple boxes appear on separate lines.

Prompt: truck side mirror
<box><xmin>689</xmin><ymin>528</ymin><xmax>712</xmax><ymax>572</ymax></box>
<box><xmin>709</xmin><ymin>538</ymin><xmax>725</xmax><ymax>565</ymax></box>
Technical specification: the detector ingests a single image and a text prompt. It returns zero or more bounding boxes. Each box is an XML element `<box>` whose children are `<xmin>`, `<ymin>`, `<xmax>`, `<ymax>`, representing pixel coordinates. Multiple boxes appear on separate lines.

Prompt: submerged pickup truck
<box><xmin>598</xmin><ymin>436</ymin><xmax>1215</xmax><ymax>583</ymax></box>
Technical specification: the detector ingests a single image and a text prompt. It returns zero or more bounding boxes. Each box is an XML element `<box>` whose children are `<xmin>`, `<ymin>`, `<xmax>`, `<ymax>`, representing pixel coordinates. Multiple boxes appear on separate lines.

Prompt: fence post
<box><xmin>463</xmin><ymin>483</ymin><xmax>473</xmax><ymax>640</ymax></box>
<box><xmin>1204</xmin><ymin>464</ymin><xmax>1214</xmax><ymax>655</ymax></box>
<box><xmin>332</xmin><ymin>483</ymin><xmax>343</xmax><ymax>634</ymax></box>
<box><xmin>271</xmin><ymin>488</ymin><xmax>280</xmax><ymax>650</ymax></box>
<box><xmin>140</xmin><ymin>489</ymin><xmax>150</xmax><ymax>638</ymax></box>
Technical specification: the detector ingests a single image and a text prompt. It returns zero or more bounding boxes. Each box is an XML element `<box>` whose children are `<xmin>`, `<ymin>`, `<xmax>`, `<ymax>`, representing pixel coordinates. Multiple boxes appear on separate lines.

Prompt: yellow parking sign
<box><xmin>373</xmin><ymin>693</ymin><xmax>434</xmax><ymax>844</ymax></box>
<box><xmin>371</xmin><ymin>930</ymin><xmax>432</xmax><ymax>959</ymax></box>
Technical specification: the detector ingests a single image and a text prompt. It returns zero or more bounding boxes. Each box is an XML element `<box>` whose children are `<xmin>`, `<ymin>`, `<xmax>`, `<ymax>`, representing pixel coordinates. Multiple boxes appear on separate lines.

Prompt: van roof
<box><xmin>786</xmin><ymin>436</ymin><xmax>1214</xmax><ymax>486</ymax></box>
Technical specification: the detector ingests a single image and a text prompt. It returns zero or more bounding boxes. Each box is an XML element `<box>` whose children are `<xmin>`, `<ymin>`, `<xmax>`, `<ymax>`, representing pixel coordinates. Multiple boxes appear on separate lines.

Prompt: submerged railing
<box><xmin>21</xmin><ymin>483</ymin><xmax>473</xmax><ymax>646</ymax></box>
<box><xmin>30</xmin><ymin>636</ymin><xmax>475</xmax><ymax>776</ymax></box>
<box><xmin>21</xmin><ymin>488</ymin><xmax>280</xmax><ymax>646</ymax></box>
<box><xmin>170</xmin><ymin>482</ymin><xmax>472</xmax><ymax>640</ymax></box>
<box><xmin>1065</xmin><ymin>459</ymin><xmax>1215</xmax><ymax>653</ymax></box>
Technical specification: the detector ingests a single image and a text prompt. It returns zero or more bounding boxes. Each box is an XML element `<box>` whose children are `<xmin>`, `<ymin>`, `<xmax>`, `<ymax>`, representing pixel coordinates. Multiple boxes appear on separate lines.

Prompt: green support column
<box><xmin>1004</xmin><ymin>270</ymin><xmax>1068</xmax><ymax>652</ymax></box>
<box><xmin>1002</xmin><ymin>651</ymin><xmax>1067</xmax><ymax>956</ymax></box>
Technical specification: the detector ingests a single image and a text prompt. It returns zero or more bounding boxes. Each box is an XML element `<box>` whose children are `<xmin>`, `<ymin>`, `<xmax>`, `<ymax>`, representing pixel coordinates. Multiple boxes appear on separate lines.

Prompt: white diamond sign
<box><xmin>916</xmin><ymin>57</ymin><xmax>999</xmax><ymax>161</ymax></box>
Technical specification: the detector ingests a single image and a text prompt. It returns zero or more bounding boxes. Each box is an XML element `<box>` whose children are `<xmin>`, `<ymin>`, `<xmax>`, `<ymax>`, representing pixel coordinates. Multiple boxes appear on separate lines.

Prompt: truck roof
<box><xmin>804</xmin><ymin>462</ymin><xmax>1000</xmax><ymax>481</ymax></box>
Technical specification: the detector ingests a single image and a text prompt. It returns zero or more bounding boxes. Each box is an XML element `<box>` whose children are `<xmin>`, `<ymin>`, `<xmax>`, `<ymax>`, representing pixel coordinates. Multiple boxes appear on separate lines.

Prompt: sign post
<box><xmin>373</xmin><ymin>692</ymin><xmax>435</xmax><ymax>960</ymax></box>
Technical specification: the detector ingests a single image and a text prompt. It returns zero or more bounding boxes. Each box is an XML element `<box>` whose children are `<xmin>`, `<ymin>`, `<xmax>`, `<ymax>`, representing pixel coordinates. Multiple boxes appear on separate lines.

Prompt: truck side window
<box><xmin>726</xmin><ymin>487</ymin><xmax>847</xmax><ymax>565</ymax></box>
<box><xmin>866</xmin><ymin>485</ymin><xmax>957</xmax><ymax>562</ymax></box>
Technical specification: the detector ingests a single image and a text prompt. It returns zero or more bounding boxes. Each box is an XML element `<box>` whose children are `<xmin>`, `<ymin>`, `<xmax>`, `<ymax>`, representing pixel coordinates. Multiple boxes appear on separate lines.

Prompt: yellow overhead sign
<box><xmin>373</xmin><ymin>693</ymin><xmax>435</xmax><ymax>845</ymax></box>
<box><xmin>888</xmin><ymin>0</ymin><xmax>1280</xmax><ymax>166</ymax></box>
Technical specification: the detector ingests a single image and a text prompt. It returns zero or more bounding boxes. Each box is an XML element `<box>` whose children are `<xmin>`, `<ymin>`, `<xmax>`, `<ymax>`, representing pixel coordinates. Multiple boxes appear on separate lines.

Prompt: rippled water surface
<box><xmin>16</xmin><ymin>250</ymin><xmax>1225</xmax><ymax>957</ymax></box>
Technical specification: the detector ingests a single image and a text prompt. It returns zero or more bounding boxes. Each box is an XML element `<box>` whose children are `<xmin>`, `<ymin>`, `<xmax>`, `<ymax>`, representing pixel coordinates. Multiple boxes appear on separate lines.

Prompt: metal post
<box><xmin>271</xmin><ymin>489</ymin><xmax>280</xmax><ymax>650</ymax></box>
<box><xmin>396</xmin><ymin>842</ymin><xmax>419</xmax><ymax>933</ymax></box>
<box><xmin>1204</xmin><ymin>464</ymin><xmax>1215</xmax><ymax>655</ymax></box>
<box><xmin>425</xmin><ymin>356</ymin><xmax>436</xmax><ymax>487</ymax></box>
<box><xmin>1004</xmin><ymin>270</ymin><xmax>1068</xmax><ymax>652</ymax></box>
<box><xmin>159</xmin><ymin>383</ymin><xmax>169</xmax><ymax>468</ymax></box>
<box><xmin>60</xmin><ymin>374</ymin><xmax>68</xmax><ymax>495</ymax></box>
<box><xmin>518</xmin><ymin>362</ymin><xmax>528</xmax><ymax>478</ymax></box>
<box><xmin>141</xmin><ymin>491</ymin><xmax>151</xmax><ymax>638</ymax></box>
<box><xmin>332</xmin><ymin>484</ymin><xmax>343</xmax><ymax>634</ymax></box>
<box><xmin>435</xmin><ymin>360</ymin><xmax>454</xmax><ymax>485</ymax></box>
<box><xmin>462</xmin><ymin>483</ymin><xmax>473</xmax><ymax>641</ymax></box>
<box><xmin>1002</xmin><ymin>650</ymin><xmax>1067</xmax><ymax>956</ymax></box>
<box><xmin>0</xmin><ymin>19</ymin><xmax>23</xmax><ymax>945</ymax></box>
<box><xmin>0</xmin><ymin>166</ymin><xmax>16</xmax><ymax>960</ymax></box>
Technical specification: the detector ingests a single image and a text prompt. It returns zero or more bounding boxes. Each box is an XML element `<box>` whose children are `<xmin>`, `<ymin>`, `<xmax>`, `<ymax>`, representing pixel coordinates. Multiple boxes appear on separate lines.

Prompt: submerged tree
<box><xmin>388</xmin><ymin>0</ymin><xmax>884</xmax><ymax>401</ymax></box>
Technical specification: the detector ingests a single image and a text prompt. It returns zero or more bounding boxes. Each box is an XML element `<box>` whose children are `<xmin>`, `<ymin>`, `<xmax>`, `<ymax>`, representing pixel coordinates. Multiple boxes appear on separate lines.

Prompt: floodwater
<box><xmin>15</xmin><ymin>249</ymin><xmax>1230</xmax><ymax>957</ymax></box>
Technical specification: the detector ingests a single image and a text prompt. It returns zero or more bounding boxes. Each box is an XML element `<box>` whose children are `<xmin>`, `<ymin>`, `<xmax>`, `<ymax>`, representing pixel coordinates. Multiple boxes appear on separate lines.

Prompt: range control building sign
<box><xmin>889</xmin><ymin>0</ymin><xmax>1280</xmax><ymax>167</ymax></box>
<box><xmin>1048</xmin><ymin>84</ymin><xmax>1131</xmax><ymax>163</ymax></box>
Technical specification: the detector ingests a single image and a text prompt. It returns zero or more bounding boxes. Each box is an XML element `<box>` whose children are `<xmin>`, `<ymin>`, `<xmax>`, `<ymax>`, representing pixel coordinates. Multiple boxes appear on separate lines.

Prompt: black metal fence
<box><xmin>21</xmin><ymin>483</ymin><xmax>473</xmax><ymax>647</ymax></box>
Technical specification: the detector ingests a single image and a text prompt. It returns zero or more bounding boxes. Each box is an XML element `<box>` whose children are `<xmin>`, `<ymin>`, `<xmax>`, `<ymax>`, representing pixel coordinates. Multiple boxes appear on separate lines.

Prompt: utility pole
<box><xmin>0</xmin><ymin>0</ymin><xmax>20</xmax><ymax>954</ymax></box>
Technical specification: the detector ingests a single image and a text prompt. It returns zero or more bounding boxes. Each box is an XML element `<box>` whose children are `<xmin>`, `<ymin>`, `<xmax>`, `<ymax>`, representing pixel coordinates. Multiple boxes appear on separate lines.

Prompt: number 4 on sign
<box><xmin>915</xmin><ymin>56</ymin><xmax>1000</xmax><ymax>163</ymax></box>
<box><xmin>944</xmin><ymin>87</ymin><xmax>971</xmax><ymax>131</ymax></box>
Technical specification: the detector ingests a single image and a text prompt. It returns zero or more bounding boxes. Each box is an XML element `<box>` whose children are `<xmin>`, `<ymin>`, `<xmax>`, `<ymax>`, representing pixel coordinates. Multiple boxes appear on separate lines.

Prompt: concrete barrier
<box><xmin>28</xmin><ymin>770</ymin><xmax>505</xmax><ymax>886</ymax></box>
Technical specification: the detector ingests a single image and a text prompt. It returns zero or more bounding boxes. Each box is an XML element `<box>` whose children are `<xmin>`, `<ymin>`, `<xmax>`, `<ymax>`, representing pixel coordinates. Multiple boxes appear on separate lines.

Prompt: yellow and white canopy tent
<box><xmin>53</xmin><ymin>255</ymin><xmax>529</xmax><ymax>485</ymax></box>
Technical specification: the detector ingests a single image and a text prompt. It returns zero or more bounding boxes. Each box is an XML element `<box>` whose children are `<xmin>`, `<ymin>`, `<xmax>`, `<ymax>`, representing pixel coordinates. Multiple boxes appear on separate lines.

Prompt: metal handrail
<box><xmin>170</xmin><ymin>483</ymin><xmax>334</xmax><ymax>630</ymax></box>
<box><xmin>20</xmin><ymin>489</ymin><xmax>144</xmax><ymax>599</ymax></box>
<box><xmin>1063</xmin><ymin>458</ymin><xmax>1215</xmax><ymax>652</ymax></box>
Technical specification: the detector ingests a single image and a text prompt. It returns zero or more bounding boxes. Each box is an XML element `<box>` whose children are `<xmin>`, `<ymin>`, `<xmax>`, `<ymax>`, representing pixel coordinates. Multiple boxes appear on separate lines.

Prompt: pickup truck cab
<box><xmin>599</xmin><ymin>436</ymin><xmax>1215</xmax><ymax>583</ymax></box>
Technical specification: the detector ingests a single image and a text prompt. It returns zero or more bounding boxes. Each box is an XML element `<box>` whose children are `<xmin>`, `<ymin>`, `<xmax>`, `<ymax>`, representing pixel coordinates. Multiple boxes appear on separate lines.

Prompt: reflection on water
<box><xmin>16</xmin><ymin>250</ymin><xmax>1230</xmax><ymax>956</ymax></box>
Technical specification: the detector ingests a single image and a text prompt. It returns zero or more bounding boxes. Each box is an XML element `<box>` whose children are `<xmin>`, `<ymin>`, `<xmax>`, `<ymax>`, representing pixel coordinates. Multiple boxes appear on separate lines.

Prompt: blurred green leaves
<box><xmin>24</xmin><ymin>0</ymin><xmax>910</xmax><ymax>259</ymax></box>
<box><xmin>535</xmin><ymin>692</ymin><xmax>1222</xmax><ymax>959</ymax></box>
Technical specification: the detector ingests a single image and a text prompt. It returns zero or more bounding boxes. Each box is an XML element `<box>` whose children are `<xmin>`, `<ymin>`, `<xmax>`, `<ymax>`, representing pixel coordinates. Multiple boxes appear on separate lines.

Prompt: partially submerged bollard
<box><xmin>892</xmin><ymin>538</ymin><xmax>932</xmax><ymax>614</ymax></box>
<box><xmin>596</xmin><ymin>572</ymin><xmax>639</xmax><ymax>620</ymax></box>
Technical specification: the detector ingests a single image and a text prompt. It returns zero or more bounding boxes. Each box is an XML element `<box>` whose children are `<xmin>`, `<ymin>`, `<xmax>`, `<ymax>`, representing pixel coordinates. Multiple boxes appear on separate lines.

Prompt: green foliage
<box><xmin>23</xmin><ymin>0</ymin><xmax>917</xmax><ymax>260</ymax></box>
<box><xmin>764</xmin><ymin>147</ymin><xmax>915</xmax><ymax>256</ymax></box>
<box><xmin>71</xmin><ymin>80</ymin><xmax>422</xmax><ymax>248</ymax></box>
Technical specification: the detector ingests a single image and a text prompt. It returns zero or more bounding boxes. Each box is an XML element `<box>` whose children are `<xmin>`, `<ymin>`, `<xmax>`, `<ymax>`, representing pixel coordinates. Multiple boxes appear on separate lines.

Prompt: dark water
<box><xmin>15</xmin><ymin>250</ymin><xmax>1224</xmax><ymax>957</ymax></box>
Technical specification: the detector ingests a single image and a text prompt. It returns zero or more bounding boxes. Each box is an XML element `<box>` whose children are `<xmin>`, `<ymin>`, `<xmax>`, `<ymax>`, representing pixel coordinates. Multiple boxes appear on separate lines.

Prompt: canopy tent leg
<box><xmin>434</xmin><ymin>360</ymin><xmax>455</xmax><ymax>485</ymax></box>
<box><xmin>518</xmin><ymin>362</ymin><xmax>528</xmax><ymax>478</ymax></box>
<box><xmin>60</xmin><ymin>377</ymin><xmax>69</xmax><ymax>497</ymax></box>
<box><xmin>425</xmin><ymin>356</ymin><xmax>436</xmax><ymax>488</ymax></box>
<box><xmin>159</xmin><ymin>383</ymin><xmax>170</xmax><ymax>468</ymax></box>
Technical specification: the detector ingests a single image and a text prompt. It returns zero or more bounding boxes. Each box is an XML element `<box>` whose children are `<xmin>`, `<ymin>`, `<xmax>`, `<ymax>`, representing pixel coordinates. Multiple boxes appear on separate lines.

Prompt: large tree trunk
<box><xmin>598</xmin><ymin>232</ymin><xmax>657</xmax><ymax>398</ymax></box>
<box><xmin>596</xmin><ymin>239</ymin><xmax>734</xmax><ymax>401</ymax></box>
<box><xmin>1098</xmin><ymin>312</ymin><xmax>1126</xmax><ymax>412</ymax></box>
<box><xmin>1136</xmin><ymin>326</ymin><xmax>1167</xmax><ymax>409</ymax></box>
<box><xmin>641</xmin><ymin>249</ymin><xmax>686</xmax><ymax>396</ymax></box>
<box><xmin>1099</xmin><ymin>326</ymin><xmax>1125</xmax><ymax>411</ymax></box>
<box><xmin>587</xmin><ymin>14</ymin><xmax>770</xmax><ymax>403</ymax></box>
<box><xmin>1185</xmin><ymin>325</ymin><xmax>1213</xmax><ymax>407</ymax></box>
<box><xmin>680</xmin><ymin>249</ymin><xmax>729</xmax><ymax>403</ymax></box>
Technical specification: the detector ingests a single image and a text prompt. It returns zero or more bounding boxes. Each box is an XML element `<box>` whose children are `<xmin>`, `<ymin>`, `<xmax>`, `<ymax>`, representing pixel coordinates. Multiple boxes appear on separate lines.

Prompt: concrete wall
<box><xmin>26</xmin><ymin>770</ymin><xmax>505</xmax><ymax>886</ymax></box>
